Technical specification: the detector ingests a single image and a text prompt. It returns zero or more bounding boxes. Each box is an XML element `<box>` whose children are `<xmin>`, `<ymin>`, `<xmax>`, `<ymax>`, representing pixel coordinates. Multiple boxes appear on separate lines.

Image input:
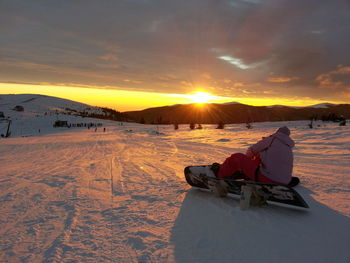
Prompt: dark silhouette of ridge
<box><xmin>124</xmin><ymin>103</ymin><xmax>350</xmax><ymax>124</ymax></box>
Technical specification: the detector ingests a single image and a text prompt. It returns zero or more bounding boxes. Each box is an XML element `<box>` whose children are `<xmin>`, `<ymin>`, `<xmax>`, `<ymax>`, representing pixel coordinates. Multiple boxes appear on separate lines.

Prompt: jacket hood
<box><xmin>273</xmin><ymin>132</ymin><xmax>295</xmax><ymax>148</ymax></box>
<box><xmin>276</xmin><ymin>126</ymin><xmax>290</xmax><ymax>136</ymax></box>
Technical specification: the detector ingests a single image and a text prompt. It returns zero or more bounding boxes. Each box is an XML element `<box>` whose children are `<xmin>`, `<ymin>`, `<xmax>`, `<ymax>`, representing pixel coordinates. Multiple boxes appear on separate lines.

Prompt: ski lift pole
<box><xmin>5</xmin><ymin>120</ymin><xmax>12</xmax><ymax>138</ymax></box>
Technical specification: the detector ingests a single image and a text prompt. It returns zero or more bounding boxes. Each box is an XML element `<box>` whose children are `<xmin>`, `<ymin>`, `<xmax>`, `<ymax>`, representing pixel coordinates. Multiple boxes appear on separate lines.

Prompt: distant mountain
<box><xmin>1</xmin><ymin>94</ymin><xmax>348</xmax><ymax>125</ymax></box>
<box><xmin>222</xmin><ymin>101</ymin><xmax>243</xmax><ymax>105</ymax></box>
<box><xmin>306</xmin><ymin>103</ymin><xmax>336</xmax><ymax>108</ymax></box>
<box><xmin>124</xmin><ymin>102</ymin><xmax>350</xmax><ymax>124</ymax></box>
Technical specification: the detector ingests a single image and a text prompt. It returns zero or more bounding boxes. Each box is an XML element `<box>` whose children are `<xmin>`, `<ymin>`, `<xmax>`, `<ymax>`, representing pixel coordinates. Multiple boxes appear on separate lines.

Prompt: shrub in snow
<box><xmin>13</xmin><ymin>105</ymin><xmax>24</xmax><ymax>111</ymax></box>
<box><xmin>217</xmin><ymin>122</ymin><xmax>225</xmax><ymax>129</ymax></box>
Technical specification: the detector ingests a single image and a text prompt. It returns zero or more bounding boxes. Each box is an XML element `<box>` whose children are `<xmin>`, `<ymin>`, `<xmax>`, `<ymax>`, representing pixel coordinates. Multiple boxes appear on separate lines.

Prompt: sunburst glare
<box><xmin>189</xmin><ymin>92</ymin><xmax>215</xmax><ymax>104</ymax></box>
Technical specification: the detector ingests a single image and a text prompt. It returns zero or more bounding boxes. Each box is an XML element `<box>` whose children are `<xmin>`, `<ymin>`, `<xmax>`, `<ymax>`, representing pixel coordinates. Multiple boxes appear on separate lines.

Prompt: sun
<box><xmin>190</xmin><ymin>91</ymin><xmax>213</xmax><ymax>104</ymax></box>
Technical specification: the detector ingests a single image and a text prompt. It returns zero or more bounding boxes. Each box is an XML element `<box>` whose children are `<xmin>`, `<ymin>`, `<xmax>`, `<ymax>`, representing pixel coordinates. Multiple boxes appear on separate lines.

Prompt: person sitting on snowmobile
<box><xmin>214</xmin><ymin>126</ymin><xmax>296</xmax><ymax>185</ymax></box>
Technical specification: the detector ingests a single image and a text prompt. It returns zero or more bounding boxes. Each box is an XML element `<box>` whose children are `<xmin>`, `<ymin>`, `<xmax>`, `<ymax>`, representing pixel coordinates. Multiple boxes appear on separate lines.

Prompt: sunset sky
<box><xmin>1</xmin><ymin>0</ymin><xmax>349</xmax><ymax>111</ymax></box>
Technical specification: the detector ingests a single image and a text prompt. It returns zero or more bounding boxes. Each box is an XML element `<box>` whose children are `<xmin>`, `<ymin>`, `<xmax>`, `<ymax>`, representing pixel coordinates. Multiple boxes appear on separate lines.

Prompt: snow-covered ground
<box><xmin>0</xmin><ymin>94</ymin><xmax>106</xmax><ymax>138</ymax></box>
<box><xmin>1</xmin><ymin>96</ymin><xmax>350</xmax><ymax>263</ymax></box>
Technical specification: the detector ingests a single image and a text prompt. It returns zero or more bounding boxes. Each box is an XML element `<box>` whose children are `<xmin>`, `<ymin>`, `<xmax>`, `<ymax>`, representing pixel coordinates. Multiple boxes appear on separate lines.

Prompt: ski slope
<box><xmin>0</xmin><ymin>96</ymin><xmax>349</xmax><ymax>263</ymax></box>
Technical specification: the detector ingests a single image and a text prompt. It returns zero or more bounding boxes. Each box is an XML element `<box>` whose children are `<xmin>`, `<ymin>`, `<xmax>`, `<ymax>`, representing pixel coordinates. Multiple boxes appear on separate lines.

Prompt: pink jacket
<box><xmin>248</xmin><ymin>131</ymin><xmax>295</xmax><ymax>184</ymax></box>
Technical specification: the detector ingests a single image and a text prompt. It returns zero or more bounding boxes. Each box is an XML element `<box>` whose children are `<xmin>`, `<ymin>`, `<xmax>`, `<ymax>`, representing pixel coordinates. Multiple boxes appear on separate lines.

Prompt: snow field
<box><xmin>0</xmin><ymin>110</ymin><xmax>349</xmax><ymax>262</ymax></box>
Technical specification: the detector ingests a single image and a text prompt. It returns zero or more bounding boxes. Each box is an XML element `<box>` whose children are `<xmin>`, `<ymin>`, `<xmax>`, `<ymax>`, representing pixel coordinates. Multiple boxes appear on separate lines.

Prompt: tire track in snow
<box><xmin>91</xmin><ymin>132</ymin><xmax>142</xmax><ymax>262</ymax></box>
<box><xmin>0</xmin><ymin>133</ymin><xmax>94</xmax><ymax>263</ymax></box>
<box><xmin>108</xmin><ymin>133</ymin><xmax>133</xmax><ymax>196</ymax></box>
<box><xmin>107</xmin><ymin>134</ymin><xmax>182</xmax><ymax>262</ymax></box>
<box><xmin>80</xmin><ymin>132</ymin><xmax>179</xmax><ymax>262</ymax></box>
<box><xmin>40</xmin><ymin>132</ymin><xmax>115</xmax><ymax>262</ymax></box>
<box><xmin>42</xmin><ymin>187</ymin><xmax>80</xmax><ymax>263</ymax></box>
<box><xmin>112</xmin><ymin>142</ymin><xmax>129</xmax><ymax>195</ymax></box>
<box><xmin>110</xmin><ymin>156</ymin><xmax>116</xmax><ymax>195</ymax></box>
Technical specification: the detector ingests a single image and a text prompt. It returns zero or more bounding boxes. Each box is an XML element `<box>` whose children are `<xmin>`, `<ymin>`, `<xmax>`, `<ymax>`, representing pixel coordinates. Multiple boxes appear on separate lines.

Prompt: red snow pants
<box><xmin>217</xmin><ymin>153</ymin><xmax>277</xmax><ymax>183</ymax></box>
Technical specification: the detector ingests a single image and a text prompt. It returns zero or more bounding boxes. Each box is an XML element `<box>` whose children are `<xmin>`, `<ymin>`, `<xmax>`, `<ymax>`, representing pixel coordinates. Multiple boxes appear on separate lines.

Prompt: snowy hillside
<box><xmin>0</xmin><ymin>97</ymin><xmax>349</xmax><ymax>262</ymax></box>
<box><xmin>267</xmin><ymin>103</ymin><xmax>338</xmax><ymax>109</ymax></box>
<box><xmin>0</xmin><ymin>94</ymin><xmax>123</xmax><ymax>137</ymax></box>
<box><xmin>0</xmin><ymin>94</ymin><xmax>104</xmax><ymax>116</ymax></box>
<box><xmin>307</xmin><ymin>103</ymin><xmax>336</xmax><ymax>108</ymax></box>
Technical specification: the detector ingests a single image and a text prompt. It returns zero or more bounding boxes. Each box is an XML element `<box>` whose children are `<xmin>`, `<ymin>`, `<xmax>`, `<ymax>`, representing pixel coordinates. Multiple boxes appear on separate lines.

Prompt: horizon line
<box><xmin>1</xmin><ymin>93</ymin><xmax>346</xmax><ymax>113</ymax></box>
<box><xmin>0</xmin><ymin>82</ymin><xmax>347</xmax><ymax>112</ymax></box>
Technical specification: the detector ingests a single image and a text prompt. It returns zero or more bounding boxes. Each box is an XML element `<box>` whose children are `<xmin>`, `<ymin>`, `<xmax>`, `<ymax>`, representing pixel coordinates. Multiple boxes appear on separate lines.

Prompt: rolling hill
<box><xmin>0</xmin><ymin>94</ymin><xmax>128</xmax><ymax>122</ymax></box>
<box><xmin>125</xmin><ymin>102</ymin><xmax>350</xmax><ymax>124</ymax></box>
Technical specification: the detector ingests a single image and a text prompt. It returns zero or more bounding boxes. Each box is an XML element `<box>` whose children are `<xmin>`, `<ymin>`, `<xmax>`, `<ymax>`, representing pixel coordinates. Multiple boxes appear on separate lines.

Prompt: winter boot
<box><xmin>208</xmin><ymin>179</ymin><xmax>228</xmax><ymax>197</ymax></box>
<box><xmin>250</xmin><ymin>188</ymin><xmax>267</xmax><ymax>206</ymax></box>
<box><xmin>210</xmin><ymin>162</ymin><xmax>221</xmax><ymax>177</ymax></box>
<box><xmin>240</xmin><ymin>185</ymin><xmax>253</xmax><ymax>210</ymax></box>
<box><xmin>205</xmin><ymin>165</ymin><xmax>216</xmax><ymax>178</ymax></box>
<box><xmin>288</xmin><ymin>177</ymin><xmax>300</xmax><ymax>187</ymax></box>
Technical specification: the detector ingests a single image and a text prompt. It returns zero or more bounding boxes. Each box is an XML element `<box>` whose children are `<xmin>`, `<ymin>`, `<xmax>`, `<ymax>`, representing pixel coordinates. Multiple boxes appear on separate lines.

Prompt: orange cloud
<box><xmin>99</xmin><ymin>54</ymin><xmax>118</xmax><ymax>61</ymax></box>
<box><xmin>123</xmin><ymin>79</ymin><xmax>142</xmax><ymax>84</ymax></box>
<box><xmin>200</xmin><ymin>73</ymin><xmax>212</xmax><ymax>80</ymax></box>
<box><xmin>337</xmin><ymin>66</ymin><xmax>350</xmax><ymax>74</ymax></box>
<box><xmin>316</xmin><ymin>66</ymin><xmax>350</xmax><ymax>88</ymax></box>
<box><xmin>233</xmin><ymin>82</ymin><xmax>244</xmax><ymax>87</ymax></box>
<box><xmin>267</xmin><ymin>77</ymin><xmax>297</xmax><ymax>83</ymax></box>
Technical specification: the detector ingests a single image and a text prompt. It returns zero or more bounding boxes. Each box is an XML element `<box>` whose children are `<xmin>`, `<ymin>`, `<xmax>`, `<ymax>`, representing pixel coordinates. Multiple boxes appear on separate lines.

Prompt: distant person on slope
<box><xmin>213</xmin><ymin>126</ymin><xmax>298</xmax><ymax>186</ymax></box>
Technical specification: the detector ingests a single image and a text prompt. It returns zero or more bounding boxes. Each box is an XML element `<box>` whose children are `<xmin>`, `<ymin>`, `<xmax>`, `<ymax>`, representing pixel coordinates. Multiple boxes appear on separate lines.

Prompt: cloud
<box><xmin>200</xmin><ymin>73</ymin><xmax>212</xmax><ymax>80</ymax></box>
<box><xmin>123</xmin><ymin>79</ymin><xmax>142</xmax><ymax>84</ymax></box>
<box><xmin>267</xmin><ymin>77</ymin><xmax>298</xmax><ymax>83</ymax></box>
<box><xmin>99</xmin><ymin>54</ymin><xmax>118</xmax><ymax>62</ymax></box>
<box><xmin>0</xmin><ymin>0</ymin><xmax>349</xmax><ymax>103</ymax></box>
<box><xmin>316</xmin><ymin>66</ymin><xmax>350</xmax><ymax>88</ymax></box>
<box><xmin>218</xmin><ymin>56</ymin><xmax>257</xmax><ymax>70</ymax></box>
